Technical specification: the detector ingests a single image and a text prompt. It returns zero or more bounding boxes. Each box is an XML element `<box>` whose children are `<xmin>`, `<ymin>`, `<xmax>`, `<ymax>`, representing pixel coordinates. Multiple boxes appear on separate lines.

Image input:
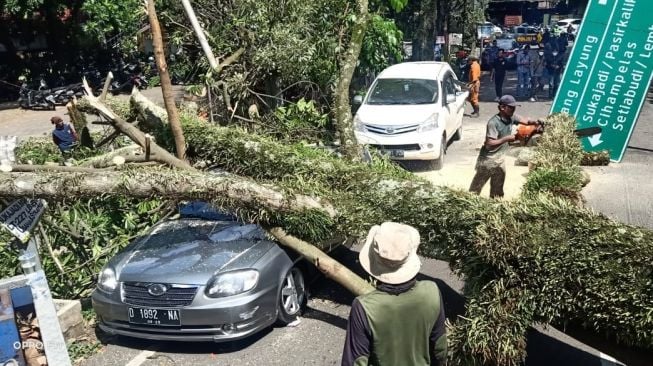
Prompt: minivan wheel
<box><xmin>276</xmin><ymin>266</ymin><xmax>306</xmax><ymax>325</ymax></box>
<box><xmin>453</xmin><ymin>124</ymin><xmax>463</xmax><ymax>141</ymax></box>
<box><xmin>428</xmin><ymin>136</ymin><xmax>446</xmax><ymax>170</ymax></box>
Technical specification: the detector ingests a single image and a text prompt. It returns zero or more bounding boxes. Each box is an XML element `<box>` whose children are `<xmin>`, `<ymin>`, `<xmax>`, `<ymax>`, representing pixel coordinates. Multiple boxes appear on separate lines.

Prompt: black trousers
<box><xmin>494</xmin><ymin>73</ymin><xmax>505</xmax><ymax>98</ymax></box>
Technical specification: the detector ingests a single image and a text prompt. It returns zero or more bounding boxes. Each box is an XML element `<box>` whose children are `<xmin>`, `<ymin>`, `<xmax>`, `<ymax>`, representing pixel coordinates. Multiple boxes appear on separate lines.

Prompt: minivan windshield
<box><xmin>366</xmin><ymin>78</ymin><xmax>438</xmax><ymax>105</ymax></box>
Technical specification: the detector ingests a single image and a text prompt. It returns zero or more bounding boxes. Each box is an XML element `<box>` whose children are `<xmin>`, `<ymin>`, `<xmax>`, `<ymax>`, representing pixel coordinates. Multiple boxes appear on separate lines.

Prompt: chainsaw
<box><xmin>515</xmin><ymin>120</ymin><xmax>602</xmax><ymax>146</ymax></box>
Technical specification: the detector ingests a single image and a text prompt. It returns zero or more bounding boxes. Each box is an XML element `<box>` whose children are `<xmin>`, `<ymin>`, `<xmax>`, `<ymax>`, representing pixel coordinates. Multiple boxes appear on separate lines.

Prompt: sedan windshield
<box><xmin>367</xmin><ymin>79</ymin><xmax>438</xmax><ymax>105</ymax></box>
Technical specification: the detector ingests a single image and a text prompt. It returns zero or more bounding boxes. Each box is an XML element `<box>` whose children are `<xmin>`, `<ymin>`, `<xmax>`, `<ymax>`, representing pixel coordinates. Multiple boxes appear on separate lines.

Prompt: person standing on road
<box><xmin>542</xmin><ymin>28</ymin><xmax>551</xmax><ymax>45</ymax></box>
<box><xmin>342</xmin><ymin>222</ymin><xmax>447</xmax><ymax>366</ymax></box>
<box><xmin>516</xmin><ymin>45</ymin><xmax>532</xmax><ymax>99</ymax></box>
<box><xmin>545</xmin><ymin>49</ymin><xmax>565</xmax><ymax>99</ymax></box>
<box><xmin>487</xmin><ymin>40</ymin><xmax>500</xmax><ymax>66</ymax></box>
<box><xmin>490</xmin><ymin>49</ymin><xmax>507</xmax><ymax>102</ymax></box>
<box><xmin>529</xmin><ymin>47</ymin><xmax>546</xmax><ymax>102</ymax></box>
<box><xmin>469</xmin><ymin>95</ymin><xmax>539</xmax><ymax>198</ymax></box>
<box><xmin>467</xmin><ymin>56</ymin><xmax>481</xmax><ymax>118</ymax></box>
<box><xmin>556</xmin><ymin>32</ymin><xmax>568</xmax><ymax>54</ymax></box>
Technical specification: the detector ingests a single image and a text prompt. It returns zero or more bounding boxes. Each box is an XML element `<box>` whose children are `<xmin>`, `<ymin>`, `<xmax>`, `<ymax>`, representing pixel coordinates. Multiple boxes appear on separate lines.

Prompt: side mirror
<box><xmin>446</xmin><ymin>94</ymin><xmax>456</xmax><ymax>104</ymax></box>
<box><xmin>353</xmin><ymin>95</ymin><xmax>363</xmax><ymax>105</ymax></box>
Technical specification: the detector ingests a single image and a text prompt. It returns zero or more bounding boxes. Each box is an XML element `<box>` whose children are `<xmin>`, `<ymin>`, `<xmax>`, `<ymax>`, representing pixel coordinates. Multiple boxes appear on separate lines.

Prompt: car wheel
<box><xmin>453</xmin><ymin>124</ymin><xmax>463</xmax><ymax>141</ymax></box>
<box><xmin>428</xmin><ymin>136</ymin><xmax>446</xmax><ymax>171</ymax></box>
<box><xmin>276</xmin><ymin>265</ymin><xmax>306</xmax><ymax>325</ymax></box>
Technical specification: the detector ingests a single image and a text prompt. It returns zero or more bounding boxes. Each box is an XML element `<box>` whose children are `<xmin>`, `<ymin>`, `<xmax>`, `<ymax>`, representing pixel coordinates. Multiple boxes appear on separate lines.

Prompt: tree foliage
<box><xmin>81</xmin><ymin>0</ymin><xmax>144</xmax><ymax>49</ymax></box>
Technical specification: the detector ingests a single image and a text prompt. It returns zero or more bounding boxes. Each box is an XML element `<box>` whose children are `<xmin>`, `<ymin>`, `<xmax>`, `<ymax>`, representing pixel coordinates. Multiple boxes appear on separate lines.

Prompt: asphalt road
<box><xmin>1</xmin><ymin>75</ymin><xmax>651</xmax><ymax>365</ymax></box>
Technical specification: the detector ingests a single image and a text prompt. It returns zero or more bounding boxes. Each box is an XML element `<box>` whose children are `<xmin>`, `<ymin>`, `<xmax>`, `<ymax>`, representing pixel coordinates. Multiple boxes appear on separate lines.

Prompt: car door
<box><xmin>441</xmin><ymin>72</ymin><xmax>459</xmax><ymax>139</ymax></box>
<box><xmin>449</xmin><ymin>71</ymin><xmax>468</xmax><ymax>130</ymax></box>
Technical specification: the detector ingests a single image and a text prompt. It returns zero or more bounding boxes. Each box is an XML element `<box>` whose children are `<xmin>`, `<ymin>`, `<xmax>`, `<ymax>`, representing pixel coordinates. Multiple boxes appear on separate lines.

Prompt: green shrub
<box><xmin>523</xmin><ymin>113</ymin><xmax>585</xmax><ymax>200</ymax></box>
<box><xmin>0</xmin><ymin>197</ymin><xmax>167</xmax><ymax>299</ymax></box>
<box><xmin>523</xmin><ymin>168</ymin><xmax>583</xmax><ymax>199</ymax></box>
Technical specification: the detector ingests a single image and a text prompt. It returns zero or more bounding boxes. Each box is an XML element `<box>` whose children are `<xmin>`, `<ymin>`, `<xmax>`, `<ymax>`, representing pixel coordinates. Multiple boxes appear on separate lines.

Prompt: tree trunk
<box><xmin>411</xmin><ymin>0</ymin><xmax>437</xmax><ymax>61</ymax></box>
<box><xmin>334</xmin><ymin>0</ymin><xmax>368</xmax><ymax>161</ymax></box>
<box><xmin>146</xmin><ymin>0</ymin><xmax>187</xmax><ymax>160</ymax></box>
<box><xmin>180</xmin><ymin>0</ymin><xmax>219</xmax><ymax>70</ymax></box>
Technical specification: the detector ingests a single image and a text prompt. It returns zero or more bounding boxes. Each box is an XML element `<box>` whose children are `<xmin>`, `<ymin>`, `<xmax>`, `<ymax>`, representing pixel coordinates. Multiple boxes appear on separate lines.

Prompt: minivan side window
<box><xmin>442</xmin><ymin>73</ymin><xmax>457</xmax><ymax>103</ymax></box>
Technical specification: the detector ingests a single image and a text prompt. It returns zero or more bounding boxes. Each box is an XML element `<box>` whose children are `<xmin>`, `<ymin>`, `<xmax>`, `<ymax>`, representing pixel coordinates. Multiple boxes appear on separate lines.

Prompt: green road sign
<box><xmin>551</xmin><ymin>0</ymin><xmax>653</xmax><ymax>162</ymax></box>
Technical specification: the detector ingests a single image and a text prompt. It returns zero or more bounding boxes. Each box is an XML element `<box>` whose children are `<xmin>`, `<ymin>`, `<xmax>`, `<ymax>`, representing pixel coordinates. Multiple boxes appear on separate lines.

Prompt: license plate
<box><xmin>128</xmin><ymin>307</ymin><xmax>181</xmax><ymax>326</ymax></box>
<box><xmin>390</xmin><ymin>150</ymin><xmax>404</xmax><ymax>158</ymax></box>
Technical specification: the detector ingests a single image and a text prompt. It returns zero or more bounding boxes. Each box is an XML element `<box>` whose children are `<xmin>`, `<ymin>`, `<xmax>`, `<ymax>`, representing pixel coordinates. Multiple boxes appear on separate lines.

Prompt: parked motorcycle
<box><xmin>109</xmin><ymin>63</ymin><xmax>148</xmax><ymax>95</ymax></box>
<box><xmin>17</xmin><ymin>82</ymin><xmax>56</xmax><ymax>111</ymax></box>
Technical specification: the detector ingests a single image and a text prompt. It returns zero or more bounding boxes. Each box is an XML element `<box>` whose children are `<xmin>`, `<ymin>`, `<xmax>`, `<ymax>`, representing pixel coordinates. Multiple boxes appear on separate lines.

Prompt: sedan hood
<box><xmin>357</xmin><ymin>104</ymin><xmax>436</xmax><ymax>126</ymax></box>
<box><xmin>115</xmin><ymin>219</ymin><xmax>273</xmax><ymax>285</ymax></box>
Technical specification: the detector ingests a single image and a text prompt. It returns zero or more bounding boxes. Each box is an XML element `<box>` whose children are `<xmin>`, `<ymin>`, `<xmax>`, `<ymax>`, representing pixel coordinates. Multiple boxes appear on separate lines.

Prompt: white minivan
<box><xmin>353</xmin><ymin>62</ymin><xmax>469</xmax><ymax>170</ymax></box>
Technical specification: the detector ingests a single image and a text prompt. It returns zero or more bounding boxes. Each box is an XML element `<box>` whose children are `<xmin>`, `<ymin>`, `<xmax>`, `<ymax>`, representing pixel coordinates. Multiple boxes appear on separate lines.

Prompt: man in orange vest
<box><xmin>467</xmin><ymin>56</ymin><xmax>481</xmax><ymax>117</ymax></box>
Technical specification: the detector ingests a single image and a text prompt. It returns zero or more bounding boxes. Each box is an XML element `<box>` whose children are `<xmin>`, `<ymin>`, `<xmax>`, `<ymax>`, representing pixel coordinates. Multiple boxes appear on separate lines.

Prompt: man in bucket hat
<box><xmin>342</xmin><ymin>222</ymin><xmax>447</xmax><ymax>366</ymax></box>
<box><xmin>469</xmin><ymin>95</ymin><xmax>539</xmax><ymax>198</ymax></box>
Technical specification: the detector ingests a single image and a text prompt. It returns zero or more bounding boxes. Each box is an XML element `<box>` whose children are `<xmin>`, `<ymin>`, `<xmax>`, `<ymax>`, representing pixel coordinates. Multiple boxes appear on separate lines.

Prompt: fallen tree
<box><xmin>2</xmin><ymin>94</ymin><xmax>651</xmax><ymax>365</ymax></box>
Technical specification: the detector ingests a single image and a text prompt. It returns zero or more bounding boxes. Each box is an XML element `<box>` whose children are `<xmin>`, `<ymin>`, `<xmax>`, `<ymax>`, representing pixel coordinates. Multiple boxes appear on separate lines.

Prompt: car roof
<box><xmin>377</xmin><ymin>62</ymin><xmax>448</xmax><ymax>80</ymax></box>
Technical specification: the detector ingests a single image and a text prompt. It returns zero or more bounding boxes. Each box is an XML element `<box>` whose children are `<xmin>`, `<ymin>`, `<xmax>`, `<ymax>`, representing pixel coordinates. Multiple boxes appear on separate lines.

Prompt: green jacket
<box><xmin>342</xmin><ymin>280</ymin><xmax>447</xmax><ymax>366</ymax></box>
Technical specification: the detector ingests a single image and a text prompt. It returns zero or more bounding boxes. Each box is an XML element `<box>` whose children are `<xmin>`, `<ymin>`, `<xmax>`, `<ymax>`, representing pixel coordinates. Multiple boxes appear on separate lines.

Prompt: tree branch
<box><xmin>81</xmin><ymin>79</ymin><xmax>193</xmax><ymax>170</ymax></box>
<box><xmin>216</xmin><ymin>47</ymin><xmax>245</xmax><ymax>74</ymax></box>
<box><xmin>267</xmin><ymin>227</ymin><xmax>373</xmax><ymax>296</ymax></box>
<box><xmin>0</xmin><ymin>170</ymin><xmax>337</xmax><ymax>218</ymax></box>
<box><xmin>6</xmin><ymin>164</ymin><xmax>116</xmax><ymax>173</ymax></box>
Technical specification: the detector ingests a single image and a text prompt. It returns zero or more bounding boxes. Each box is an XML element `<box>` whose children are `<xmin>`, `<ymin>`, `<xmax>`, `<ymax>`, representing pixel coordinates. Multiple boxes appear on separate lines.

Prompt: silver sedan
<box><xmin>92</xmin><ymin>209</ymin><xmax>307</xmax><ymax>342</ymax></box>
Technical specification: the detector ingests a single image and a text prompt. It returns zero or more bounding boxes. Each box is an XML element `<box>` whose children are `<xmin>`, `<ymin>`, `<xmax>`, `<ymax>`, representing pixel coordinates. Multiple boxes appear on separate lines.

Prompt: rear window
<box><xmin>556</xmin><ymin>21</ymin><xmax>568</xmax><ymax>27</ymax></box>
<box><xmin>572</xmin><ymin>19</ymin><xmax>581</xmax><ymax>25</ymax></box>
<box><xmin>367</xmin><ymin>79</ymin><xmax>439</xmax><ymax>105</ymax></box>
<box><xmin>497</xmin><ymin>39</ymin><xmax>517</xmax><ymax>50</ymax></box>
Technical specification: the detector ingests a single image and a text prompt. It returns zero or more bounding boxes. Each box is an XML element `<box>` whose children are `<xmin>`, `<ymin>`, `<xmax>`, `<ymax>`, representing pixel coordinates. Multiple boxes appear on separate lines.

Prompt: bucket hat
<box><xmin>359</xmin><ymin>222</ymin><xmax>421</xmax><ymax>284</ymax></box>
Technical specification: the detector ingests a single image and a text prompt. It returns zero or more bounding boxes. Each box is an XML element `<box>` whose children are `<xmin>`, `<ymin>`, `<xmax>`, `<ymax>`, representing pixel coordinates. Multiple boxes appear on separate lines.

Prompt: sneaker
<box><xmin>494</xmin><ymin>97</ymin><xmax>500</xmax><ymax>102</ymax></box>
<box><xmin>529</xmin><ymin>97</ymin><xmax>536</xmax><ymax>102</ymax></box>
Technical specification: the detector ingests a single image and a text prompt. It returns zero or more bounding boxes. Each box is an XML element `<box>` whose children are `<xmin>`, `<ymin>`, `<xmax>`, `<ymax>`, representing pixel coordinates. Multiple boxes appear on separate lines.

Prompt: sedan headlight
<box><xmin>418</xmin><ymin>114</ymin><xmax>439</xmax><ymax>133</ymax></box>
<box><xmin>97</xmin><ymin>267</ymin><xmax>118</xmax><ymax>293</ymax></box>
<box><xmin>205</xmin><ymin>270</ymin><xmax>259</xmax><ymax>298</ymax></box>
<box><xmin>354</xmin><ymin>114</ymin><xmax>365</xmax><ymax>132</ymax></box>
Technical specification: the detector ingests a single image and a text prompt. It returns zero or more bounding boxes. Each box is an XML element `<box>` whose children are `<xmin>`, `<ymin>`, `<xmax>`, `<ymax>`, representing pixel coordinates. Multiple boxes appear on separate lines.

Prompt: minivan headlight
<box><xmin>205</xmin><ymin>270</ymin><xmax>259</xmax><ymax>298</ymax></box>
<box><xmin>418</xmin><ymin>114</ymin><xmax>439</xmax><ymax>133</ymax></box>
<box><xmin>354</xmin><ymin>114</ymin><xmax>365</xmax><ymax>132</ymax></box>
<box><xmin>97</xmin><ymin>267</ymin><xmax>118</xmax><ymax>293</ymax></box>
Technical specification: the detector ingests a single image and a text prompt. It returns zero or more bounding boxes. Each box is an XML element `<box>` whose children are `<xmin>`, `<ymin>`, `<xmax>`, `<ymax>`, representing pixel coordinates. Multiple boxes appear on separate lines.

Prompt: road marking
<box><xmin>125</xmin><ymin>349</ymin><xmax>157</xmax><ymax>366</ymax></box>
<box><xmin>575</xmin><ymin>0</ymin><xmax>619</xmax><ymax>116</ymax></box>
<box><xmin>598</xmin><ymin>0</ymin><xmax>608</xmax><ymax>5</ymax></box>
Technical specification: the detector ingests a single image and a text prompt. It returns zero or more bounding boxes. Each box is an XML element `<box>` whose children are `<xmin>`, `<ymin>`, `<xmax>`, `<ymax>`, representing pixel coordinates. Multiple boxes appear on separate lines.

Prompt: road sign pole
<box><xmin>19</xmin><ymin>242</ymin><xmax>72</xmax><ymax>366</ymax></box>
<box><xmin>1</xmin><ymin>199</ymin><xmax>72</xmax><ymax>365</ymax></box>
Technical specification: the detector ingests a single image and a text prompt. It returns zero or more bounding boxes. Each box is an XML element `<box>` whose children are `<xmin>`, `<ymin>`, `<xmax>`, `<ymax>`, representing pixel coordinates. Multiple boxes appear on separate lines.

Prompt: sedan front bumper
<box><xmin>355</xmin><ymin>130</ymin><xmax>443</xmax><ymax>161</ymax></box>
<box><xmin>92</xmin><ymin>283</ymin><xmax>278</xmax><ymax>342</ymax></box>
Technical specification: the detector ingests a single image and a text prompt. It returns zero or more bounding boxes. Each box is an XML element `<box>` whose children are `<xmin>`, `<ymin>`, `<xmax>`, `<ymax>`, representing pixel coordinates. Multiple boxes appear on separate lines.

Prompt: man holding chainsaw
<box><xmin>469</xmin><ymin>95</ymin><xmax>539</xmax><ymax>198</ymax></box>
